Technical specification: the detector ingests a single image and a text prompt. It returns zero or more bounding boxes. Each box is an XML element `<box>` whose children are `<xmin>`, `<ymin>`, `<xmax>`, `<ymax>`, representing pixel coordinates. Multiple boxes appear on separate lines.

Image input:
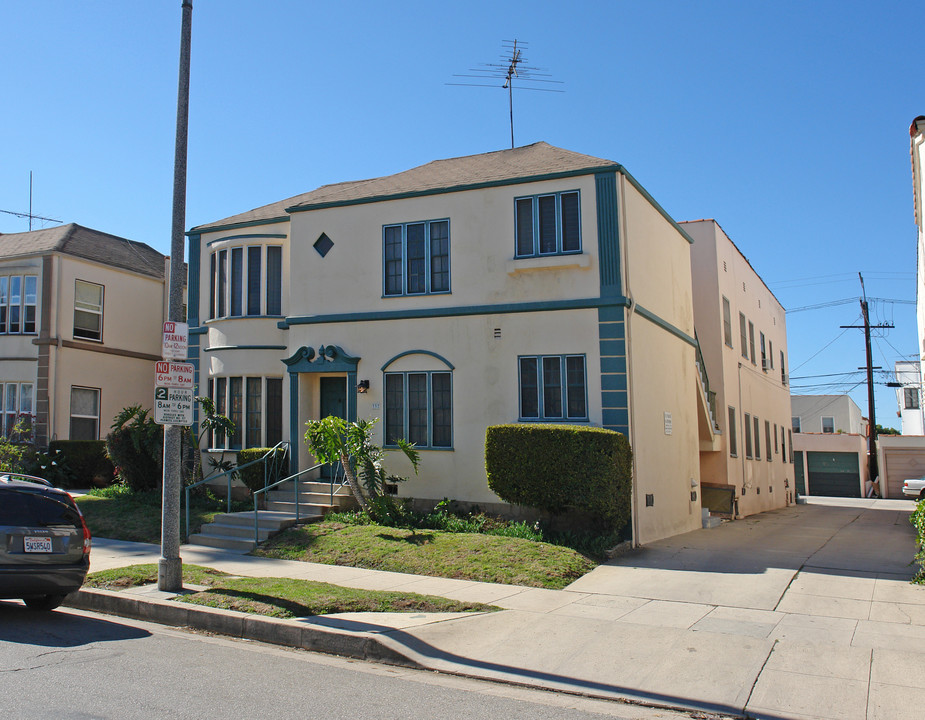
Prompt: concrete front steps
<box><xmin>187</xmin><ymin>481</ymin><xmax>357</xmax><ymax>552</ymax></box>
<box><xmin>264</xmin><ymin>480</ymin><xmax>357</xmax><ymax>515</ymax></box>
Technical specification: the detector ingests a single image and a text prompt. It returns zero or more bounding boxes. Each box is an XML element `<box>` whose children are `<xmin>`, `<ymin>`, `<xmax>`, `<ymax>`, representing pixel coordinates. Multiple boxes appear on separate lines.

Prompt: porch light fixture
<box><xmin>356</xmin><ymin>379</ymin><xmax>370</xmax><ymax>393</ymax></box>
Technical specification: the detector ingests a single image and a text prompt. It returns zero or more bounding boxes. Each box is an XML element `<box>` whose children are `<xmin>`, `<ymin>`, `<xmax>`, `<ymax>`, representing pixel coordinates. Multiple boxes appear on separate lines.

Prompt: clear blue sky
<box><xmin>1</xmin><ymin>1</ymin><xmax>919</xmax><ymax>429</ymax></box>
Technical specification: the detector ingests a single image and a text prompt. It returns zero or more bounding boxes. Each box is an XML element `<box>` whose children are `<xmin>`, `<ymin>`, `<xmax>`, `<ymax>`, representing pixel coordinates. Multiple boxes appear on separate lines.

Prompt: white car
<box><xmin>902</xmin><ymin>476</ymin><xmax>925</xmax><ymax>499</ymax></box>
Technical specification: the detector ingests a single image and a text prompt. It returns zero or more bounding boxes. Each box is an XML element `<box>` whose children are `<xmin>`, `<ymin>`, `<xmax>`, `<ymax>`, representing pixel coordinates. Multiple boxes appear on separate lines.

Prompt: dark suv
<box><xmin>0</xmin><ymin>474</ymin><xmax>91</xmax><ymax>610</ymax></box>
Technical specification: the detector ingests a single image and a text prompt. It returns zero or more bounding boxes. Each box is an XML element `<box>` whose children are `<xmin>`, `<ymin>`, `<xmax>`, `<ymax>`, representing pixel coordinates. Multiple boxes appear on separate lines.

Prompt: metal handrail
<box><xmin>251</xmin><ymin>461</ymin><xmax>348</xmax><ymax>546</ymax></box>
<box><xmin>184</xmin><ymin>441</ymin><xmax>289</xmax><ymax>539</ymax></box>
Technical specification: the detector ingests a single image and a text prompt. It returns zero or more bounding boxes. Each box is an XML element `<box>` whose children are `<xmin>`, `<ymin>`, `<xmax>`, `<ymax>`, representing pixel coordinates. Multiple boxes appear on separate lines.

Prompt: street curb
<box><xmin>64</xmin><ymin>588</ymin><xmax>423</xmax><ymax>669</ymax></box>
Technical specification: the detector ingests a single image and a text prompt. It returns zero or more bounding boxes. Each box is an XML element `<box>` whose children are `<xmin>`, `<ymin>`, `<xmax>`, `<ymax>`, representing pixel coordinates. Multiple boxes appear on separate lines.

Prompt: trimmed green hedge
<box><xmin>485</xmin><ymin>424</ymin><xmax>632</xmax><ymax>532</ymax></box>
<box><xmin>236</xmin><ymin>447</ymin><xmax>288</xmax><ymax>493</ymax></box>
<box><xmin>49</xmin><ymin>440</ymin><xmax>114</xmax><ymax>488</ymax></box>
<box><xmin>911</xmin><ymin>499</ymin><xmax>925</xmax><ymax>583</ymax></box>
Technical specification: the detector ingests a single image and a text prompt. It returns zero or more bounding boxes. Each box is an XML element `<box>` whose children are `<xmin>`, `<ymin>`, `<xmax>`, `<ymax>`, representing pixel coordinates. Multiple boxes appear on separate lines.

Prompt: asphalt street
<box><xmin>0</xmin><ymin>605</ymin><xmax>715</xmax><ymax>720</ymax></box>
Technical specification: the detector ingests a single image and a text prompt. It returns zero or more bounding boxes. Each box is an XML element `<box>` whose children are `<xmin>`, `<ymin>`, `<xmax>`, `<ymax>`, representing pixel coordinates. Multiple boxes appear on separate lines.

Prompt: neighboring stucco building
<box><xmin>894</xmin><ymin>360</ymin><xmax>924</xmax><ymax>435</ymax></box>
<box><xmin>791</xmin><ymin>394</ymin><xmax>866</xmax><ymax>436</ymax></box>
<box><xmin>790</xmin><ymin>394</ymin><xmax>869</xmax><ymax>498</ymax></box>
<box><xmin>911</xmin><ymin>116</ymin><xmax>925</xmax><ymax>395</ymax></box>
<box><xmin>0</xmin><ymin>224</ymin><xmax>169</xmax><ymax>445</ymax></box>
<box><xmin>682</xmin><ymin>219</ymin><xmax>794</xmax><ymax>516</ymax></box>
<box><xmin>188</xmin><ymin>142</ymin><xmax>709</xmax><ymax>545</ymax></box>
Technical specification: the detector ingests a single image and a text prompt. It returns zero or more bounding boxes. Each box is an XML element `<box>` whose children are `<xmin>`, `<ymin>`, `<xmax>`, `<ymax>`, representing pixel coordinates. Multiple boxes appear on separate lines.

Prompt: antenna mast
<box><xmin>448</xmin><ymin>39</ymin><xmax>564</xmax><ymax>149</ymax></box>
<box><xmin>0</xmin><ymin>172</ymin><xmax>62</xmax><ymax>231</ymax></box>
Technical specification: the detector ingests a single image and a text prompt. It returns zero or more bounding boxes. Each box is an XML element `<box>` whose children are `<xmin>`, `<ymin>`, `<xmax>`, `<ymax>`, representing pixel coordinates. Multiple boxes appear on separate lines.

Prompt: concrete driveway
<box><xmin>404</xmin><ymin>497</ymin><xmax>925</xmax><ymax>719</ymax></box>
<box><xmin>568</xmin><ymin>496</ymin><xmax>918</xmax><ymax>611</ymax></box>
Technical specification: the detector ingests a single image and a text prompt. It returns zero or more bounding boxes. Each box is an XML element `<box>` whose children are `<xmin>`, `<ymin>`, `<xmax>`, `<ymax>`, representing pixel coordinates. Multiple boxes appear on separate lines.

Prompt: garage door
<box><xmin>794</xmin><ymin>451</ymin><xmax>805</xmax><ymax>495</ymax></box>
<box><xmin>806</xmin><ymin>451</ymin><xmax>861</xmax><ymax>498</ymax></box>
<box><xmin>881</xmin><ymin>449</ymin><xmax>925</xmax><ymax>499</ymax></box>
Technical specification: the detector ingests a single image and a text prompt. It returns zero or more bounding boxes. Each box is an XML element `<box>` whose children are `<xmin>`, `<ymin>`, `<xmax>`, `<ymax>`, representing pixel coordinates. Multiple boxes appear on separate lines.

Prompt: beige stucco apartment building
<box><xmin>912</xmin><ymin>117</ymin><xmax>925</xmax><ymax>395</ymax></box>
<box><xmin>189</xmin><ymin>143</ymin><xmax>712</xmax><ymax>544</ymax></box>
<box><xmin>790</xmin><ymin>394</ymin><xmax>869</xmax><ymax>498</ymax></box>
<box><xmin>0</xmin><ymin>224</ymin><xmax>168</xmax><ymax>445</ymax></box>
<box><xmin>683</xmin><ymin>219</ymin><xmax>794</xmax><ymax>517</ymax></box>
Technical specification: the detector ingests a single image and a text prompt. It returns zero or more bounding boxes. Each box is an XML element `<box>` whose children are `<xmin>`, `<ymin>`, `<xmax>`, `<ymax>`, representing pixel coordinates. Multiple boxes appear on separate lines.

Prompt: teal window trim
<box><xmin>209</xmin><ymin>244</ymin><xmax>283</xmax><ymax>320</ymax></box>
<box><xmin>514</xmin><ymin>189</ymin><xmax>581</xmax><ymax>258</ymax></box>
<box><xmin>208</xmin><ymin>374</ymin><xmax>284</xmax><ymax>450</ymax></box>
<box><xmin>383</xmin><ymin>369</ymin><xmax>453</xmax><ymax>449</ymax></box>
<box><xmin>383</xmin><ymin>218</ymin><xmax>451</xmax><ymax>297</ymax></box>
<box><xmin>518</xmin><ymin>354</ymin><xmax>588</xmax><ymax>421</ymax></box>
<box><xmin>381</xmin><ymin>349</ymin><xmax>455</xmax><ymax>372</ymax></box>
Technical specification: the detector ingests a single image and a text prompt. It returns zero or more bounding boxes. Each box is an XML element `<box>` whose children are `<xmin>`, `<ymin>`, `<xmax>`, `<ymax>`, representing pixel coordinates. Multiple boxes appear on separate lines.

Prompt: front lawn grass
<box><xmin>84</xmin><ymin>564</ymin><xmax>497</xmax><ymax>618</ymax></box>
<box><xmin>253</xmin><ymin>521</ymin><xmax>597</xmax><ymax>590</ymax></box>
<box><xmin>75</xmin><ymin>487</ymin><xmax>245</xmax><ymax>544</ymax></box>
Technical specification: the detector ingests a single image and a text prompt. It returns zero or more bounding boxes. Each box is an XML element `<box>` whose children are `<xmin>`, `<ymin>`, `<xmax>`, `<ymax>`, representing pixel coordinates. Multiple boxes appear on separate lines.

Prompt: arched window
<box><xmin>381</xmin><ymin>351</ymin><xmax>453</xmax><ymax>449</ymax></box>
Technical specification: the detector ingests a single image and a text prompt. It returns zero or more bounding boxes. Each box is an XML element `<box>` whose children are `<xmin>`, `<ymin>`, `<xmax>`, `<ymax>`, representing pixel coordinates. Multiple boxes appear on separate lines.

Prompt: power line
<box><xmin>789</xmin><ymin>319</ymin><xmax>859</xmax><ymax>374</ymax></box>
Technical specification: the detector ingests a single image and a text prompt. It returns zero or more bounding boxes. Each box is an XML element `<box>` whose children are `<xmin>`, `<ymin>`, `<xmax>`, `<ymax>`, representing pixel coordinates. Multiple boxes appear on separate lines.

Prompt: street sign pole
<box><xmin>159</xmin><ymin>0</ymin><xmax>193</xmax><ymax>593</ymax></box>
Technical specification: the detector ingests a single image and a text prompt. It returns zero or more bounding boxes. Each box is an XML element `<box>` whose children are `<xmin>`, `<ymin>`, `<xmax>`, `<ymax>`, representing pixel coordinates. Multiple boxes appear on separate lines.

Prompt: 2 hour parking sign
<box><xmin>154</xmin><ymin>386</ymin><xmax>193</xmax><ymax>426</ymax></box>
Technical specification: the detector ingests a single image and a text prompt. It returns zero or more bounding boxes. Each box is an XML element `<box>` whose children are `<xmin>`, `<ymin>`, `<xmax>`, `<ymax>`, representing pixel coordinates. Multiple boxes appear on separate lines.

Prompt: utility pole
<box><xmin>840</xmin><ymin>273</ymin><xmax>893</xmax><ymax>485</ymax></box>
<box><xmin>159</xmin><ymin>0</ymin><xmax>192</xmax><ymax>592</ymax></box>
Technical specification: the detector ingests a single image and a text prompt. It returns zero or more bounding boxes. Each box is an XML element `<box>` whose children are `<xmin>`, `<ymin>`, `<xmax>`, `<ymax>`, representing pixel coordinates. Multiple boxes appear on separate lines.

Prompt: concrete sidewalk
<box><xmin>72</xmin><ymin>497</ymin><xmax>925</xmax><ymax>719</ymax></box>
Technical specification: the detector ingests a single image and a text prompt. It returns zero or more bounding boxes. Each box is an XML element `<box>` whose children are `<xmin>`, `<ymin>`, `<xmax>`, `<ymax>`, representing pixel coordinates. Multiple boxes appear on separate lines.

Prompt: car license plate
<box><xmin>24</xmin><ymin>536</ymin><xmax>53</xmax><ymax>553</ymax></box>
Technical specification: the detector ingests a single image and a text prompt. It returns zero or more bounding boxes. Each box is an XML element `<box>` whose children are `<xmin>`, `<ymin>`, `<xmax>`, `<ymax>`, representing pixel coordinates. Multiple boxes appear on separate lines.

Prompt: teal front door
<box><xmin>319</xmin><ymin>377</ymin><xmax>347</xmax><ymax>478</ymax></box>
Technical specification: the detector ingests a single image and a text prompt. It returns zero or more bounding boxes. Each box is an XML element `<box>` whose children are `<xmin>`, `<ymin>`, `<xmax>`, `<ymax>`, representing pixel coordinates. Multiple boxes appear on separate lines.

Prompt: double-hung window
<box><xmin>383</xmin><ymin>220</ymin><xmax>450</xmax><ymax>296</ymax></box>
<box><xmin>515</xmin><ymin>190</ymin><xmax>581</xmax><ymax>257</ymax></box>
<box><xmin>384</xmin><ymin>371</ymin><xmax>452</xmax><ymax>448</ymax></box>
<box><xmin>722</xmin><ymin>297</ymin><xmax>733</xmax><ymax>347</ymax></box>
<box><xmin>739</xmin><ymin>313</ymin><xmax>748</xmax><ymax>359</ymax></box>
<box><xmin>69</xmin><ymin>386</ymin><xmax>99</xmax><ymax>441</ymax></box>
<box><xmin>744</xmin><ymin>412</ymin><xmax>753</xmax><ymax>458</ymax></box>
<box><xmin>74</xmin><ymin>280</ymin><xmax>103</xmax><ymax>341</ymax></box>
<box><xmin>2</xmin><ymin>382</ymin><xmax>34</xmax><ymax>437</ymax></box>
<box><xmin>728</xmin><ymin>406</ymin><xmax>737</xmax><ymax>457</ymax></box>
<box><xmin>905</xmin><ymin>387</ymin><xmax>920</xmax><ymax>410</ymax></box>
<box><xmin>0</xmin><ymin>275</ymin><xmax>38</xmax><ymax>335</ymax></box>
<box><xmin>519</xmin><ymin>355</ymin><xmax>587</xmax><ymax>421</ymax></box>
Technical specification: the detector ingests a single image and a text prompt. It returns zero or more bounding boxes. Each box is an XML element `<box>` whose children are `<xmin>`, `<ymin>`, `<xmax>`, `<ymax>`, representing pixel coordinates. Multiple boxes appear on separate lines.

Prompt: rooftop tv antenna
<box><xmin>448</xmin><ymin>39</ymin><xmax>564</xmax><ymax>149</ymax></box>
<box><xmin>0</xmin><ymin>172</ymin><xmax>62</xmax><ymax>230</ymax></box>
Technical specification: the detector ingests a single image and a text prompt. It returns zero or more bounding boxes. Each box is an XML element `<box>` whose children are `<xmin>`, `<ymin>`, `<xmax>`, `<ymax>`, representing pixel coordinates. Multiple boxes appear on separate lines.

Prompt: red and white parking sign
<box><xmin>162</xmin><ymin>321</ymin><xmax>188</xmax><ymax>360</ymax></box>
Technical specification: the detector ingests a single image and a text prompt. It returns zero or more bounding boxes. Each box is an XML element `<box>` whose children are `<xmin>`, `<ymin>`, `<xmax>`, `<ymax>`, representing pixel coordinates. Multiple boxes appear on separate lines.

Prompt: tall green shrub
<box><xmin>911</xmin><ymin>499</ymin><xmax>925</xmax><ymax>583</ymax></box>
<box><xmin>485</xmin><ymin>424</ymin><xmax>632</xmax><ymax>532</ymax></box>
<box><xmin>236</xmin><ymin>447</ymin><xmax>287</xmax><ymax>493</ymax></box>
<box><xmin>49</xmin><ymin>440</ymin><xmax>114</xmax><ymax>487</ymax></box>
<box><xmin>105</xmin><ymin>405</ymin><xmax>163</xmax><ymax>492</ymax></box>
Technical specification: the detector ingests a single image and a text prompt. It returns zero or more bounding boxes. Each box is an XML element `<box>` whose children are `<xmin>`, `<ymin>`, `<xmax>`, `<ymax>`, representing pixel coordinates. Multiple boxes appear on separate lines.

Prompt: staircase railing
<box><xmin>250</xmin><ymin>461</ymin><xmax>347</xmax><ymax>546</ymax></box>
<box><xmin>694</xmin><ymin>331</ymin><xmax>719</xmax><ymax>430</ymax></box>
<box><xmin>183</xmin><ymin>441</ymin><xmax>290</xmax><ymax>540</ymax></box>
